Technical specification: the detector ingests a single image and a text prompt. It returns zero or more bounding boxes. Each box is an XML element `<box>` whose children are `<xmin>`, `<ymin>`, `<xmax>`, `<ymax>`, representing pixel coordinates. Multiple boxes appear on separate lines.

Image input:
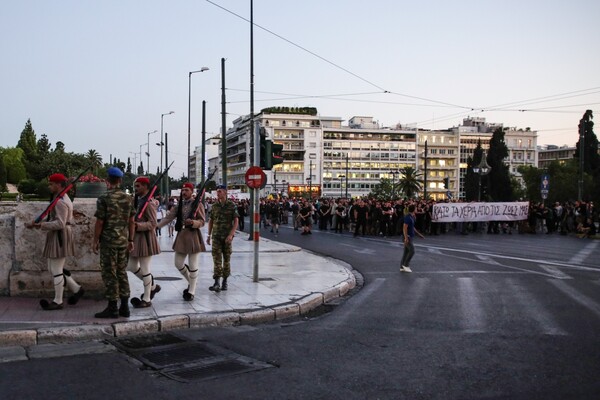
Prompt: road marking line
<box><xmin>457</xmin><ymin>277</ymin><xmax>486</xmax><ymax>333</ymax></box>
<box><xmin>538</xmin><ymin>264</ymin><xmax>572</xmax><ymax>280</ymax></box>
<box><xmin>427</xmin><ymin>248</ymin><xmax>443</xmax><ymax>254</ymax></box>
<box><xmin>548</xmin><ymin>279</ymin><xmax>600</xmax><ymax>319</ymax></box>
<box><xmin>569</xmin><ymin>241</ymin><xmax>599</xmax><ymax>265</ymax></box>
<box><xmin>323</xmin><ymin>278</ymin><xmax>386</xmax><ymax>328</ymax></box>
<box><xmin>436</xmin><ymin>253</ymin><xmax>565</xmax><ymax>279</ymax></box>
<box><xmin>416</xmin><ymin>244</ymin><xmax>600</xmax><ymax>272</ymax></box>
<box><xmin>506</xmin><ymin>278</ymin><xmax>568</xmax><ymax>336</ymax></box>
<box><xmin>418</xmin><ymin>271</ymin><xmax>528</xmax><ymax>275</ymax></box>
<box><xmin>397</xmin><ymin>278</ymin><xmax>429</xmax><ymax>321</ymax></box>
<box><xmin>475</xmin><ymin>255</ymin><xmax>502</xmax><ymax>265</ymax></box>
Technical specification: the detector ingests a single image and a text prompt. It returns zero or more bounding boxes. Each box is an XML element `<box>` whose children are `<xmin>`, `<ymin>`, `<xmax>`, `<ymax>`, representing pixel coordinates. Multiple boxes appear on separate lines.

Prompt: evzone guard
<box><xmin>127</xmin><ymin>176</ymin><xmax>162</xmax><ymax>308</ymax></box>
<box><xmin>25</xmin><ymin>173</ymin><xmax>85</xmax><ymax>310</ymax></box>
<box><xmin>157</xmin><ymin>182</ymin><xmax>206</xmax><ymax>301</ymax></box>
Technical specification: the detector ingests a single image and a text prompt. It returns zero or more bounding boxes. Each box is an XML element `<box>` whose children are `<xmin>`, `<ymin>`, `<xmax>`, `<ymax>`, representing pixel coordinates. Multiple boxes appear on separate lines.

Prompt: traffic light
<box><xmin>443</xmin><ymin>177</ymin><xmax>449</xmax><ymax>189</ymax></box>
<box><xmin>271</xmin><ymin>142</ymin><xmax>284</xmax><ymax>168</ymax></box>
<box><xmin>259</xmin><ymin>127</ymin><xmax>268</xmax><ymax>169</ymax></box>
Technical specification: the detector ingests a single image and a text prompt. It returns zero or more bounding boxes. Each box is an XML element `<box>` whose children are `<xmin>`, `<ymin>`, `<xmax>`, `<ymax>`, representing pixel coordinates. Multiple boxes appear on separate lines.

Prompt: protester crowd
<box><xmin>225</xmin><ymin>196</ymin><xmax>598</xmax><ymax>239</ymax></box>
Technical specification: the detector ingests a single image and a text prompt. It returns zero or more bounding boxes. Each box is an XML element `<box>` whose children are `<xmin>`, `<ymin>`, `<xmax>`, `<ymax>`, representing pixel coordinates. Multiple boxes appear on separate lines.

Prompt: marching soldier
<box><xmin>92</xmin><ymin>167</ymin><xmax>135</xmax><ymax>318</ymax></box>
<box><xmin>127</xmin><ymin>176</ymin><xmax>161</xmax><ymax>308</ymax></box>
<box><xmin>25</xmin><ymin>173</ymin><xmax>85</xmax><ymax>310</ymax></box>
<box><xmin>157</xmin><ymin>182</ymin><xmax>206</xmax><ymax>301</ymax></box>
<box><xmin>206</xmin><ymin>185</ymin><xmax>239</xmax><ymax>292</ymax></box>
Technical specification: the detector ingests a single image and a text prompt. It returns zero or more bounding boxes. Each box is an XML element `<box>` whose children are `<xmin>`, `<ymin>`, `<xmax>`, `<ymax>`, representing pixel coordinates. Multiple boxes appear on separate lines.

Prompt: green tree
<box><xmin>397</xmin><ymin>166</ymin><xmax>423</xmax><ymax>199</ymax></box>
<box><xmin>37</xmin><ymin>134</ymin><xmax>51</xmax><ymax>157</ymax></box>
<box><xmin>86</xmin><ymin>149</ymin><xmax>103</xmax><ymax>175</ymax></box>
<box><xmin>0</xmin><ymin>147</ymin><xmax>27</xmax><ymax>183</ymax></box>
<box><xmin>137</xmin><ymin>161</ymin><xmax>144</xmax><ymax>175</ymax></box>
<box><xmin>369</xmin><ymin>178</ymin><xmax>394</xmax><ymax>200</ymax></box>
<box><xmin>17</xmin><ymin>119</ymin><xmax>40</xmax><ymax>179</ymax></box>
<box><xmin>126</xmin><ymin>157</ymin><xmax>132</xmax><ymax>174</ymax></box>
<box><xmin>0</xmin><ymin>153</ymin><xmax>7</xmax><ymax>192</ymax></box>
<box><xmin>487</xmin><ymin>128</ymin><xmax>513</xmax><ymax>201</ymax></box>
<box><xmin>574</xmin><ymin>110</ymin><xmax>599</xmax><ymax>174</ymax></box>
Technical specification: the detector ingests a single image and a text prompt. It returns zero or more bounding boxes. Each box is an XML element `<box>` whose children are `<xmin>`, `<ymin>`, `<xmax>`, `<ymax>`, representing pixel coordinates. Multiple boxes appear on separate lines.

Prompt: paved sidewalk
<box><xmin>0</xmin><ymin>229</ymin><xmax>355</xmax><ymax>348</ymax></box>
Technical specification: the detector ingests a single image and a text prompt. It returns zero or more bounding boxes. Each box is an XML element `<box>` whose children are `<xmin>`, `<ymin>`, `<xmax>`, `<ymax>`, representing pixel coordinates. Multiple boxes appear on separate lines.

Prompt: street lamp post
<box><xmin>472</xmin><ymin>150</ymin><xmax>491</xmax><ymax>202</ymax></box>
<box><xmin>146</xmin><ymin>130</ymin><xmax>157</xmax><ymax>174</ymax></box>
<box><xmin>389</xmin><ymin>170</ymin><xmax>398</xmax><ymax>199</ymax></box>
<box><xmin>188</xmin><ymin>67</ymin><xmax>209</xmax><ymax>181</ymax></box>
<box><xmin>338</xmin><ymin>175</ymin><xmax>345</xmax><ymax>198</ymax></box>
<box><xmin>161</xmin><ymin>111</ymin><xmax>174</xmax><ymax>195</ymax></box>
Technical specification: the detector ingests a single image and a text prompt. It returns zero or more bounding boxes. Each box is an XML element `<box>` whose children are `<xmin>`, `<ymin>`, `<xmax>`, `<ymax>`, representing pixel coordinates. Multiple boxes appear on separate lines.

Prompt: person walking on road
<box><xmin>127</xmin><ymin>177</ymin><xmax>162</xmax><ymax>308</ymax></box>
<box><xmin>92</xmin><ymin>167</ymin><xmax>135</xmax><ymax>318</ymax></box>
<box><xmin>157</xmin><ymin>182</ymin><xmax>206</xmax><ymax>301</ymax></box>
<box><xmin>206</xmin><ymin>185</ymin><xmax>239</xmax><ymax>292</ymax></box>
<box><xmin>400</xmin><ymin>204</ymin><xmax>425</xmax><ymax>273</ymax></box>
<box><xmin>25</xmin><ymin>173</ymin><xmax>85</xmax><ymax>310</ymax></box>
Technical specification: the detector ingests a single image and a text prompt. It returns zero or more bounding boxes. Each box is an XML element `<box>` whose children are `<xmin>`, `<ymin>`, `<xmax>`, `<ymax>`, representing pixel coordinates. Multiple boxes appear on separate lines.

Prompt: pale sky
<box><xmin>1</xmin><ymin>0</ymin><xmax>599</xmax><ymax>178</ymax></box>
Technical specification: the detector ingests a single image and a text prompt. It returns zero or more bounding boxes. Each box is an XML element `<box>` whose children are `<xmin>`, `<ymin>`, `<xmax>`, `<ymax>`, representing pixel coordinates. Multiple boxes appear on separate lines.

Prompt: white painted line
<box><xmin>427</xmin><ymin>248</ymin><xmax>443</xmax><ymax>254</ymax></box>
<box><xmin>439</xmin><ymin>253</ymin><xmax>565</xmax><ymax>279</ymax></box>
<box><xmin>457</xmin><ymin>278</ymin><xmax>486</xmax><ymax>333</ymax></box>
<box><xmin>416</xmin><ymin>244</ymin><xmax>600</xmax><ymax>272</ymax></box>
<box><xmin>323</xmin><ymin>278</ymin><xmax>386</xmax><ymax>329</ymax></box>
<box><xmin>538</xmin><ymin>265</ymin><xmax>572</xmax><ymax>280</ymax></box>
<box><xmin>475</xmin><ymin>255</ymin><xmax>502</xmax><ymax>265</ymax></box>
<box><xmin>418</xmin><ymin>271</ymin><xmax>528</xmax><ymax>275</ymax></box>
<box><xmin>397</xmin><ymin>278</ymin><xmax>429</xmax><ymax>321</ymax></box>
<box><xmin>506</xmin><ymin>278</ymin><xmax>567</xmax><ymax>336</ymax></box>
<box><xmin>569</xmin><ymin>241</ymin><xmax>599</xmax><ymax>265</ymax></box>
<box><xmin>548</xmin><ymin>279</ymin><xmax>600</xmax><ymax>319</ymax></box>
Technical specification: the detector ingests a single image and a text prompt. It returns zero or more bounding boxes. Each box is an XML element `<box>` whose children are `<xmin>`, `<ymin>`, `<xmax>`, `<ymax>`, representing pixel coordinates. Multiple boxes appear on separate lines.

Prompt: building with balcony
<box><xmin>537</xmin><ymin>145</ymin><xmax>576</xmax><ymax>169</ymax></box>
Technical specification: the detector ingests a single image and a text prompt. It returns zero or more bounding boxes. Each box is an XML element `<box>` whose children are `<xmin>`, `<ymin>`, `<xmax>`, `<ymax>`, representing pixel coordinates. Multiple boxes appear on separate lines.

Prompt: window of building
<box><xmin>430</xmin><ymin>149</ymin><xmax>437</xmax><ymax>155</ymax></box>
<box><xmin>439</xmin><ymin>149</ymin><xmax>446</xmax><ymax>155</ymax></box>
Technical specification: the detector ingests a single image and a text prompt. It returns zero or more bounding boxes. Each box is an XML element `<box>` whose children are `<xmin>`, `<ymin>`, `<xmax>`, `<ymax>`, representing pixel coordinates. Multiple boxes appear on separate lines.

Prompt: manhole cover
<box><xmin>113</xmin><ymin>332</ymin><xmax>186</xmax><ymax>350</ymax></box>
<box><xmin>154</xmin><ymin>276</ymin><xmax>182</xmax><ymax>281</ymax></box>
<box><xmin>163</xmin><ymin>358</ymin><xmax>273</xmax><ymax>382</ymax></box>
<box><xmin>140</xmin><ymin>343</ymin><xmax>218</xmax><ymax>368</ymax></box>
<box><xmin>258</xmin><ymin>277</ymin><xmax>275</xmax><ymax>281</ymax></box>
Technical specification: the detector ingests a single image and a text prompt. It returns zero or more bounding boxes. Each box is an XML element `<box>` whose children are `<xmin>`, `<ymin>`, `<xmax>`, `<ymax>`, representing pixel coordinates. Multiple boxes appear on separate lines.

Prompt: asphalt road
<box><xmin>2</xmin><ymin>224</ymin><xmax>599</xmax><ymax>400</ymax></box>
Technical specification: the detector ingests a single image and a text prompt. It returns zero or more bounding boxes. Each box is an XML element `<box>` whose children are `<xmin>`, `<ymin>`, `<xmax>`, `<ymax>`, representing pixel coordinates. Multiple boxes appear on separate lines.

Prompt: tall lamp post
<box><xmin>188</xmin><ymin>67</ymin><xmax>209</xmax><ymax>181</ymax></box>
<box><xmin>472</xmin><ymin>150</ymin><xmax>491</xmax><ymax>202</ymax></box>
<box><xmin>161</xmin><ymin>111</ymin><xmax>175</xmax><ymax>196</ymax></box>
<box><xmin>389</xmin><ymin>170</ymin><xmax>398</xmax><ymax>199</ymax></box>
<box><xmin>146</xmin><ymin>130</ymin><xmax>157</xmax><ymax>174</ymax></box>
<box><xmin>338</xmin><ymin>175</ymin><xmax>345</xmax><ymax>198</ymax></box>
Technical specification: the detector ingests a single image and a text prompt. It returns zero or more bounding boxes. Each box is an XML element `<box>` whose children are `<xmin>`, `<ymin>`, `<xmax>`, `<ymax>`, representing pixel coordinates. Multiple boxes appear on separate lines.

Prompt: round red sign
<box><xmin>245</xmin><ymin>166</ymin><xmax>267</xmax><ymax>189</ymax></box>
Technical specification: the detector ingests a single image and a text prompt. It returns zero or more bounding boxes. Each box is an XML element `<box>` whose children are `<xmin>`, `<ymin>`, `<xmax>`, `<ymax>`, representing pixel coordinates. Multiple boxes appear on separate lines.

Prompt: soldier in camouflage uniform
<box><xmin>92</xmin><ymin>167</ymin><xmax>136</xmax><ymax>318</ymax></box>
<box><xmin>206</xmin><ymin>185</ymin><xmax>239</xmax><ymax>292</ymax></box>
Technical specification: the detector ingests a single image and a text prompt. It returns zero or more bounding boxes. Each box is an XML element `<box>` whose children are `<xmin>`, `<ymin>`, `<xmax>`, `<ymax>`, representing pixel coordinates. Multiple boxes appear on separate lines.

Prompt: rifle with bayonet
<box><xmin>187</xmin><ymin>167</ymin><xmax>218</xmax><ymax>222</ymax></box>
<box><xmin>34</xmin><ymin>166</ymin><xmax>92</xmax><ymax>224</ymax></box>
<box><xmin>135</xmin><ymin>161</ymin><xmax>174</xmax><ymax>221</ymax></box>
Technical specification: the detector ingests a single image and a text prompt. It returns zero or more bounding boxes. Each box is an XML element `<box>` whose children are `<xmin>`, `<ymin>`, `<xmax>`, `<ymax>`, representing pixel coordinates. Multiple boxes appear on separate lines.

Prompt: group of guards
<box><xmin>26</xmin><ymin>167</ymin><xmax>238</xmax><ymax>318</ymax></box>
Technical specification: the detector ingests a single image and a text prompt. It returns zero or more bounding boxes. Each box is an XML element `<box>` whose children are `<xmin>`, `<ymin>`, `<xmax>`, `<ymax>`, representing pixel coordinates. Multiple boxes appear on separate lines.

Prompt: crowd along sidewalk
<box><xmin>0</xmin><ymin>228</ymin><xmax>356</xmax><ymax>350</ymax></box>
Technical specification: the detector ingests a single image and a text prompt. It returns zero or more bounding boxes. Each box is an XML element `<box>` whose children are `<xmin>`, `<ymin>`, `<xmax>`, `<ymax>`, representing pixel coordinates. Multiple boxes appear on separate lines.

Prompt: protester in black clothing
<box><xmin>334</xmin><ymin>202</ymin><xmax>346</xmax><ymax>233</ymax></box>
<box><xmin>353</xmin><ymin>199</ymin><xmax>369</xmax><ymax>237</ymax></box>
<box><xmin>319</xmin><ymin>200</ymin><xmax>331</xmax><ymax>230</ymax></box>
<box><xmin>299</xmin><ymin>200</ymin><xmax>313</xmax><ymax>235</ymax></box>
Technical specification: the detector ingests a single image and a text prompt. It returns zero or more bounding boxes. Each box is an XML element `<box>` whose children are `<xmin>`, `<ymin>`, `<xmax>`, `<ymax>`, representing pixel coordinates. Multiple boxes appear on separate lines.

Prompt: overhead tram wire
<box><xmin>225</xmin><ymin>88</ymin><xmax>460</xmax><ymax>108</ymax></box>
<box><xmin>206</xmin><ymin>0</ymin><xmax>472</xmax><ymax>111</ymax></box>
<box><xmin>412</xmin><ymin>86</ymin><xmax>600</xmax><ymax>128</ymax></box>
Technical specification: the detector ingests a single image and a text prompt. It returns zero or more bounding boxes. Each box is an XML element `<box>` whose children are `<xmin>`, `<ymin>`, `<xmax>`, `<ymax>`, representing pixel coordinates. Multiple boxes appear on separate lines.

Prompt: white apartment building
<box><xmin>210</xmin><ymin>112</ymin><xmax>538</xmax><ymax>200</ymax></box>
<box><xmin>416</xmin><ymin>129</ymin><xmax>460</xmax><ymax>200</ymax></box>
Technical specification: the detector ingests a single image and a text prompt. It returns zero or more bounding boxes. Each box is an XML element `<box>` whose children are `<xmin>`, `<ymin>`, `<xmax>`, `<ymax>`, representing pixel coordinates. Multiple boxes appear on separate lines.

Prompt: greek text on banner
<box><xmin>431</xmin><ymin>202</ymin><xmax>530</xmax><ymax>223</ymax></box>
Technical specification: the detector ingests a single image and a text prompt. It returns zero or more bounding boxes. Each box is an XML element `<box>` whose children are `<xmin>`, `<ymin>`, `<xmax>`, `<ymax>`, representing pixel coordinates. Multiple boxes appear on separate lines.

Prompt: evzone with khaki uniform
<box><xmin>26</xmin><ymin>173</ymin><xmax>85</xmax><ymax>310</ymax></box>
<box><xmin>157</xmin><ymin>182</ymin><xmax>206</xmax><ymax>301</ymax></box>
<box><xmin>127</xmin><ymin>176</ymin><xmax>161</xmax><ymax>308</ymax></box>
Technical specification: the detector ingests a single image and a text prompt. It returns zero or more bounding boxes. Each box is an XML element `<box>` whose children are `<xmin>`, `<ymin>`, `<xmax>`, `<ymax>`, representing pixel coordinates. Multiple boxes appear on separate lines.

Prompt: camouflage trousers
<box><xmin>211</xmin><ymin>236</ymin><xmax>232</xmax><ymax>279</ymax></box>
<box><xmin>100</xmin><ymin>246</ymin><xmax>130</xmax><ymax>301</ymax></box>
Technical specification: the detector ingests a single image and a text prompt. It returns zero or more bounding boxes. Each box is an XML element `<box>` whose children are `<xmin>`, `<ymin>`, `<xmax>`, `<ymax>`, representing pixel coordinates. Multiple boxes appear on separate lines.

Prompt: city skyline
<box><xmin>1</xmin><ymin>1</ymin><xmax>598</xmax><ymax>178</ymax></box>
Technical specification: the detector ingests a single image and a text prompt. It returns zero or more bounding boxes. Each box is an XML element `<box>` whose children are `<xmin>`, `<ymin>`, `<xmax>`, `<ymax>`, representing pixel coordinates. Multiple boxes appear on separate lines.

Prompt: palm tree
<box><xmin>397</xmin><ymin>166</ymin><xmax>423</xmax><ymax>199</ymax></box>
<box><xmin>85</xmin><ymin>149</ymin><xmax>103</xmax><ymax>176</ymax></box>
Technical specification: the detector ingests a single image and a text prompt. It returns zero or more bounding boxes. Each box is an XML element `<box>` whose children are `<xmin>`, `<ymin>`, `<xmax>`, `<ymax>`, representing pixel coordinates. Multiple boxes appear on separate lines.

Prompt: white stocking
<box><xmin>187</xmin><ymin>253</ymin><xmax>200</xmax><ymax>296</ymax></box>
<box><xmin>128</xmin><ymin>256</ymin><xmax>154</xmax><ymax>302</ymax></box>
<box><xmin>174</xmin><ymin>252</ymin><xmax>190</xmax><ymax>283</ymax></box>
<box><xmin>48</xmin><ymin>258</ymin><xmax>65</xmax><ymax>305</ymax></box>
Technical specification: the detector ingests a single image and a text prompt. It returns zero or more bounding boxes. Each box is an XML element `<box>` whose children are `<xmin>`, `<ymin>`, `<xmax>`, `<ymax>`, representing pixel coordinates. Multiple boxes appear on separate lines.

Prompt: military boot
<box><xmin>95</xmin><ymin>300</ymin><xmax>118</xmax><ymax>318</ymax></box>
<box><xmin>209</xmin><ymin>278</ymin><xmax>221</xmax><ymax>293</ymax></box>
<box><xmin>119</xmin><ymin>297</ymin><xmax>130</xmax><ymax>317</ymax></box>
<box><xmin>221</xmin><ymin>278</ymin><xmax>228</xmax><ymax>291</ymax></box>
